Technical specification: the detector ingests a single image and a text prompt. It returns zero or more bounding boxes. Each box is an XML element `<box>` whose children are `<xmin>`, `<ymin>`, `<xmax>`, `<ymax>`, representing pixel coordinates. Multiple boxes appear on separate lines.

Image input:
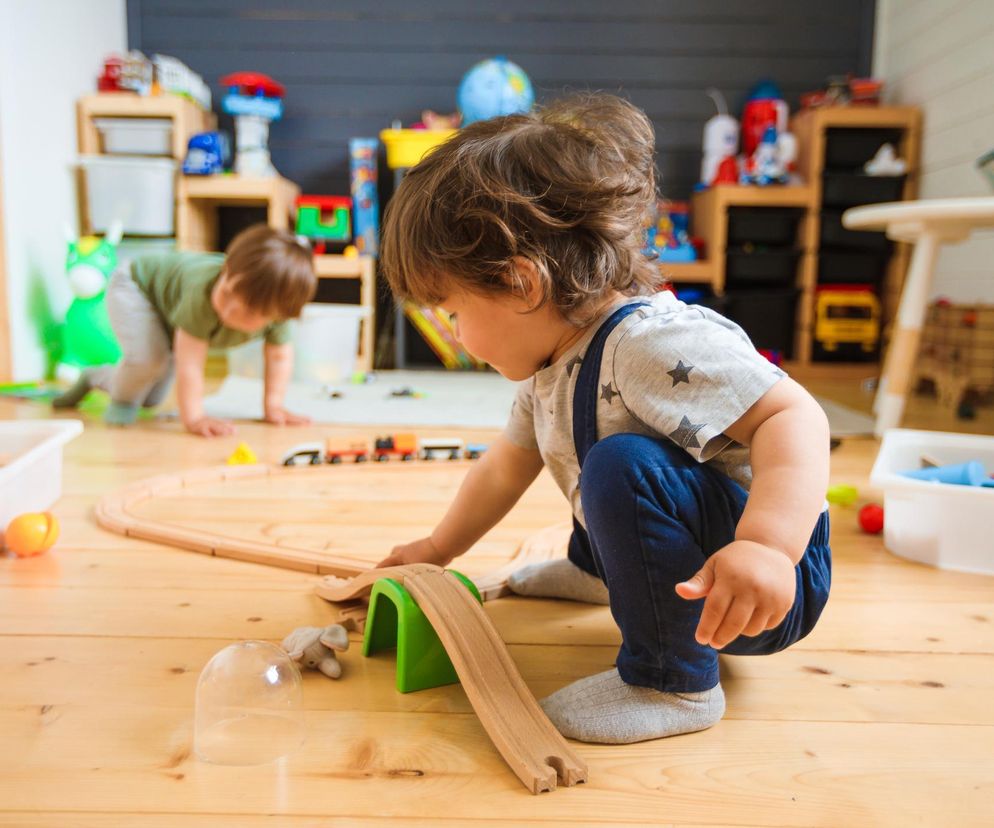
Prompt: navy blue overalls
<box><xmin>565</xmin><ymin>302</ymin><xmax>832</xmax><ymax>692</ymax></box>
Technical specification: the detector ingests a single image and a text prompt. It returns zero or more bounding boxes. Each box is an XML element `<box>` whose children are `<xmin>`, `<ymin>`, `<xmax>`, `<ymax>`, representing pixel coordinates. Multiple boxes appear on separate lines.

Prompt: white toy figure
<box><xmin>281</xmin><ymin>624</ymin><xmax>350</xmax><ymax>679</ymax></box>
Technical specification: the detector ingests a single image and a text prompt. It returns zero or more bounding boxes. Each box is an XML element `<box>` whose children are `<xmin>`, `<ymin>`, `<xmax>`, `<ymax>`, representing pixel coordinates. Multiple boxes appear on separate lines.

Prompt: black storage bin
<box><xmin>820</xmin><ymin>210</ymin><xmax>892</xmax><ymax>253</ymax></box>
<box><xmin>722</xmin><ymin>288</ymin><xmax>800</xmax><ymax>357</ymax></box>
<box><xmin>727</xmin><ymin>207</ymin><xmax>805</xmax><ymax>246</ymax></box>
<box><xmin>824</xmin><ymin>128</ymin><xmax>903</xmax><ymax>170</ymax></box>
<box><xmin>725</xmin><ymin>247</ymin><xmax>801</xmax><ymax>287</ymax></box>
<box><xmin>818</xmin><ymin>249</ymin><xmax>889</xmax><ymax>285</ymax></box>
<box><xmin>822</xmin><ymin>172</ymin><xmax>907</xmax><ymax>208</ymax></box>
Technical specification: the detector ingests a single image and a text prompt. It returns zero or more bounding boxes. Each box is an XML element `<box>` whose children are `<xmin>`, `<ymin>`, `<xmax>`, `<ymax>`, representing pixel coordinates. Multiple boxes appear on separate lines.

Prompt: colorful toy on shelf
<box><xmin>403</xmin><ymin>301</ymin><xmax>487</xmax><ymax>370</ymax></box>
<box><xmin>649</xmin><ymin>201</ymin><xmax>697</xmax><ymax>263</ymax></box>
<box><xmin>182</xmin><ymin>131</ymin><xmax>230</xmax><ymax>175</ymax></box>
<box><xmin>349</xmin><ymin>138</ymin><xmax>380</xmax><ymax>256</ymax></box>
<box><xmin>813</xmin><ymin>285</ymin><xmax>880</xmax><ymax>361</ymax></box>
<box><xmin>858</xmin><ymin>503</ymin><xmax>884</xmax><ymax>534</ymax></box>
<box><xmin>4</xmin><ymin>512</ymin><xmax>60</xmax><ymax>557</ymax></box>
<box><xmin>700</xmin><ymin>88</ymin><xmax>739</xmax><ymax>186</ymax></box>
<box><xmin>60</xmin><ymin>222</ymin><xmax>123</xmax><ymax>375</ymax></box>
<box><xmin>741</xmin><ymin>80</ymin><xmax>788</xmax><ymax>158</ymax></box>
<box><xmin>294</xmin><ymin>195</ymin><xmax>352</xmax><ymax>248</ymax></box>
<box><xmin>864</xmin><ymin>143</ymin><xmax>907</xmax><ymax>177</ymax></box>
<box><xmin>220</xmin><ymin>71</ymin><xmax>285</xmax><ymax>177</ymax></box>
<box><xmin>740</xmin><ymin>124</ymin><xmax>794</xmax><ymax>186</ymax></box>
<box><xmin>457</xmin><ymin>56</ymin><xmax>534</xmax><ymax>126</ymax></box>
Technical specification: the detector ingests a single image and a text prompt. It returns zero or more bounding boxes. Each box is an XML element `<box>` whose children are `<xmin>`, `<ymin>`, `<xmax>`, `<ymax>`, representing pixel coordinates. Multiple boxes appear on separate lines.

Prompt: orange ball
<box><xmin>4</xmin><ymin>512</ymin><xmax>60</xmax><ymax>557</ymax></box>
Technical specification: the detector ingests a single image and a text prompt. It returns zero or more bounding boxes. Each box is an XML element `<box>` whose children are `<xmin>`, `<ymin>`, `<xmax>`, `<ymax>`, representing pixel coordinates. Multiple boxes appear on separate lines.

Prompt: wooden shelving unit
<box><xmin>313</xmin><ymin>254</ymin><xmax>377</xmax><ymax>372</ymax></box>
<box><xmin>175</xmin><ymin>174</ymin><xmax>299</xmax><ymax>252</ymax></box>
<box><xmin>684</xmin><ymin>107</ymin><xmax>921</xmax><ymax>367</ymax></box>
<box><xmin>690</xmin><ymin>184</ymin><xmax>815</xmax><ymax>295</ymax></box>
<box><xmin>77</xmin><ymin>93</ymin><xmax>216</xmax><ymax>161</ymax></box>
<box><xmin>660</xmin><ymin>260</ymin><xmax>714</xmax><ymax>284</ymax></box>
<box><xmin>791</xmin><ymin>106</ymin><xmax>922</xmax><ymax>364</ymax></box>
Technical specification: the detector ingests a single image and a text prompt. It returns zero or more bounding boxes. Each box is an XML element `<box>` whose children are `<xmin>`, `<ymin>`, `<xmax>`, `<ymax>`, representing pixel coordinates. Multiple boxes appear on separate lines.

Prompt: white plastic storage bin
<box><xmin>79</xmin><ymin>155</ymin><xmax>176</xmax><ymax>236</ymax></box>
<box><xmin>870</xmin><ymin>429</ymin><xmax>994</xmax><ymax>574</ymax></box>
<box><xmin>94</xmin><ymin>117</ymin><xmax>173</xmax><ymax>155</ymax></box>
<box><xmin>226</xmin><ymin>303</ymin><xmax>370</xmax><ymax>383</ymax></box>
<box><xmin>0</xmin><ymin>420</ymin><xmax>83</xmax><ymax>529</ymax></box>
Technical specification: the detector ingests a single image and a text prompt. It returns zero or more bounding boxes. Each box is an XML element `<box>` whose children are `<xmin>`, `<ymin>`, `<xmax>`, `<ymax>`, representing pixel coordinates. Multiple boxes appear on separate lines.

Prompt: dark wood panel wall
<box><xmin>129</xmin><ymin>0</ymin><xmax>875</xmax><ymax>199</ymax></box>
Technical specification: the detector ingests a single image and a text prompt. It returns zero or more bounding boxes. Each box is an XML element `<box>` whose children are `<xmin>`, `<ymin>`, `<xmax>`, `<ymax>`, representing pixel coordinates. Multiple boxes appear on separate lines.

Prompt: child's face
<box><xmin>212</xmin><ymin>274</ymin><xmax>275</xmax><ymax>333</ymax></box>
<box><xmin>440</xmin><ymin>287</ymin><xmax>568</xmax><ymax>381</ymax></box>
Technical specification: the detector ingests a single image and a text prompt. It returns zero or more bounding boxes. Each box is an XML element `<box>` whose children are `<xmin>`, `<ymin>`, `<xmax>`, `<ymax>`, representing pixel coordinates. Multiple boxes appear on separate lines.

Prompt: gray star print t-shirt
<box><xmin>504</xmin><ymin>291</ymin><xmax>785</xmax><ymax>526</ymax></box>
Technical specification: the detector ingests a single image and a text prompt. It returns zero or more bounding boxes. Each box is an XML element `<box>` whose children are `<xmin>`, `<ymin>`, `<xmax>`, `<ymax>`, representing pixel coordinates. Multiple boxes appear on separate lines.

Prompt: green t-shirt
<box><xmin>130</xmin><ymin>252</ymin><xmax>291</xmax><ymax>349</ymax></box>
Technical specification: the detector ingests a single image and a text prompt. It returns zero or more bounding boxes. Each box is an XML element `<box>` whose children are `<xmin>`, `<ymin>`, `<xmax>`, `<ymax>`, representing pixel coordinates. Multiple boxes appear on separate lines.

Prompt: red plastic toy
<box><xmin>219</xmin><ymin>72</ymin><xmax>285</xmax><ymax>98</ymax></box>
<box><xmin>858</xmin><ymin>503</ymin><xmax>884</xmax><ymax>535</ymax></box>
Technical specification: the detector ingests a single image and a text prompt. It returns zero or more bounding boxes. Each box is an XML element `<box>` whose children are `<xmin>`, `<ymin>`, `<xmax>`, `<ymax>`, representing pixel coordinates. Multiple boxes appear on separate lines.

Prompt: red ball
<box><xmin>858</xmin><ymin>503</ymin><xmax>884</xmax><ymax>534</ymax></box>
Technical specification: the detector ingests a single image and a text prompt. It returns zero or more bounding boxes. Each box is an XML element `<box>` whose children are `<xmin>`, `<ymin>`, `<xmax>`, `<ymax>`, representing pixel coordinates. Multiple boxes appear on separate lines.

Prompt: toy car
<box><xmin>419</xmin><ymin>438</ymin><xmax>464</xmax><ymax>460</ymax></box>
<box><xmin>374</xmin><ymin>433</ymin><xmax>417</xmax><ymax>461</ymax></box>
<box><xmin>281</xmin><ymin>442</ymin><xmax>324</xmax><ymax>466</ymax></box>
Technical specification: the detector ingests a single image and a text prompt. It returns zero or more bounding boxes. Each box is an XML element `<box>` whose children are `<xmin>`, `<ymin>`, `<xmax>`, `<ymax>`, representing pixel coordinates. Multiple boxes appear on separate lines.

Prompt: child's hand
<box><xmin>184</xmin><ymin>416</ymin><xmax>236</xmax><ymax>438</ymax></box>
<box><xmin>377</xmin><ymin>536</ymin><xmax>453</xmax><ymax>569</ymax></box>
<box><xmin>264</xmin><ymin>406</ymin><xmax>311</xmax><ymax>426</ymax></box>
<box><xmin>675</xmin><ymin>540</ymin><xmax>796</xmax><ymax>649</ymax></box>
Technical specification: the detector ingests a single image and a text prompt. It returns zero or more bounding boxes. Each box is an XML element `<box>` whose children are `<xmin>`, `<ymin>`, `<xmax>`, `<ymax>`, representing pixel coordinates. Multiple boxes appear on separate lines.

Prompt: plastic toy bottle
<box><xmin>700</xmin><ymin>89</ymin><xmax>739</xmax><ymax>186</ymax></box>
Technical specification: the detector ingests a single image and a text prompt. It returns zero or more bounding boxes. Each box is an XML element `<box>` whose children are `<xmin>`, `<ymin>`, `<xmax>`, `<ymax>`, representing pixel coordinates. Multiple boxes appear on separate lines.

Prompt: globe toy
<box><xmin>457</xmin><ymin>57</ymin><xmax>534</xmax><ymax>125</ymax></box>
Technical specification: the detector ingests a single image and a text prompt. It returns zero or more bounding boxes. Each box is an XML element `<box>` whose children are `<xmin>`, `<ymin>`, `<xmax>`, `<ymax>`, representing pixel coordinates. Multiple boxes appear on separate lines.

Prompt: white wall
<box><xmin>0</xmin><ymin>0</ymin><xmax>127</xmax><ymax>380</ymax></box>
<box><xmin>874</xmin><ymin>0</ymin><xmax>994</xmax><ymax>303</ymax></box>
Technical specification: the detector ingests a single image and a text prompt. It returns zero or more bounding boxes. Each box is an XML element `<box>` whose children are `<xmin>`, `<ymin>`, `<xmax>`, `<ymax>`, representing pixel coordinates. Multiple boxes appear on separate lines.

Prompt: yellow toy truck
<box><xmin>813</xmin><ymin>285</ymin><xmax>880</xmax><ymax>360</ymax></box>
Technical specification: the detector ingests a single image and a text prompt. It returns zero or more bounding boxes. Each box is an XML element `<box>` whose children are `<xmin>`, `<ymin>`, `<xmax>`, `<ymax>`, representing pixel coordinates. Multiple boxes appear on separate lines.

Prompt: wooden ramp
<box><xmin>318</xmin><ymin>564</ymin><xmax>587</xmax><ymax>794</ymax></box>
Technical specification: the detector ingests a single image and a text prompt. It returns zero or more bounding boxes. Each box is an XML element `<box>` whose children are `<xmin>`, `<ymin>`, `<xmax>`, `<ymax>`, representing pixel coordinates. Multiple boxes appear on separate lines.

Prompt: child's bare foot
<box><xmin>507</xmin><ymin>558</ymin><xmax>610</xmax><ymax>604</ymax></box>
<box><xmin>541</xmin><ymin>668</ymin><xmax>725</xmax><ymax>744</ymax></box>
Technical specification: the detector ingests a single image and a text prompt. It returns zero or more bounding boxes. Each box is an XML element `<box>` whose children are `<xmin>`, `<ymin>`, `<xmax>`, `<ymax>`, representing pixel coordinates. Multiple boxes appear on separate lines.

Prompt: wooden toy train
<box><xmin>281</xmin><ymin>434</ymin><xmax>488</xmax><ymax>466</ymax></box>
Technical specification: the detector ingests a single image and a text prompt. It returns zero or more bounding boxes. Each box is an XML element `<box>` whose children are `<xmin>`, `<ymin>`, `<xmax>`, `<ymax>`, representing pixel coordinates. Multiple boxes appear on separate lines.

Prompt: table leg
<box><xmin>874</xmin><ymin>231</ymin><xmax>939</xmax><ymax>436</ymax></box>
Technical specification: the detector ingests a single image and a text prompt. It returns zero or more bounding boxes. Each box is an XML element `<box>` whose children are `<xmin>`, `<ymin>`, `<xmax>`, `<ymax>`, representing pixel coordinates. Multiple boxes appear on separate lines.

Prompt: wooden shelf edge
<box><xmin>660</xmin><ymin>260</ymin><xmax>714</xmax><ymax>284</ymax></box>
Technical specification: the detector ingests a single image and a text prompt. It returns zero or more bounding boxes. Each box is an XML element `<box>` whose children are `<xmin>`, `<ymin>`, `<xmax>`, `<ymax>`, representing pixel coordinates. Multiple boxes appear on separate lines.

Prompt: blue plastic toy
<box><xmin>182</xmin><ymin>131</ymin><xmax>230</xmax><ymax>175</ymax></box>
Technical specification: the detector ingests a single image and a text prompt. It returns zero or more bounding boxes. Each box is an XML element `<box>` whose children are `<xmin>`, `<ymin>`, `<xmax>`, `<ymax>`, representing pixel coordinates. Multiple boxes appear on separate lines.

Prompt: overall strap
<box><xmin>571</xmin><ymin>301</ymin><xmax>649</xmax><ymax>467</ymax></box>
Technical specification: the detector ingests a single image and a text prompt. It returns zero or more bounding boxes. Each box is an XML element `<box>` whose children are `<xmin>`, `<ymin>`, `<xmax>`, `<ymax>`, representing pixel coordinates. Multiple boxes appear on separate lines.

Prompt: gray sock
<box><xmin>104</xmin><ymin>401</ymin><xmax>138</xmax><ymax>426</ymax></box>
<box><xmin>540</xmin><ymin>668</ymin><xmax>725</xmax><ymax>744</ymax></box>
<box><xmin>52</xmin><ymin>374</ymin><xmax>92</xmax><ymax>409</ymax></box>
<box><xmin>507</xmin><ymin>558</ymin><xmax>610</xmax><ymax>605</ymax></box>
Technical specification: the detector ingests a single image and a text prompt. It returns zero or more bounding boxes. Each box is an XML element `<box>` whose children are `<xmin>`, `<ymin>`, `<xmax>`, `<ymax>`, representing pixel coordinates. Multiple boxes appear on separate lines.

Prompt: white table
<box><xmin>843</xmin><ymin>197</ymin><xmax>994</xmax><ymax>436</ymax></box>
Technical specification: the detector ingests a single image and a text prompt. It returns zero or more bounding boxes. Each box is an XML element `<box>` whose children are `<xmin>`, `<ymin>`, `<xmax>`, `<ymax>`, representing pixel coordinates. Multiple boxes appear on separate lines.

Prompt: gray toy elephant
<box><xmin>280</xmin><ymin>624</ymin><xmax>350</xmax><ymax>679</ymax></box>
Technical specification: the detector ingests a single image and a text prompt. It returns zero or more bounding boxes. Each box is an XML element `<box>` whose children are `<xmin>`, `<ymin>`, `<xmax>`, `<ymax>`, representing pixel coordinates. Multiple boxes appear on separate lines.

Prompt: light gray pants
<box><xmin>87</xmin><ymin>264</ymin><xmax>174</xmax><ymax>408</ymax></box>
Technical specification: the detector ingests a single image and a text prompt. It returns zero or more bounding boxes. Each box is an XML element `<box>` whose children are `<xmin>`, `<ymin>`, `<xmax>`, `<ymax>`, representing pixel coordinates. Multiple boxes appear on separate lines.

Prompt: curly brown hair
<box><xmin>224</xmin><ymin>224</ymin><xmax>316</xmax><ymax>319</ymax></box>
<box><xmin>381</xmin><ymin>94</ymin><xmax>661</xmax><ymax>324</ymax></box>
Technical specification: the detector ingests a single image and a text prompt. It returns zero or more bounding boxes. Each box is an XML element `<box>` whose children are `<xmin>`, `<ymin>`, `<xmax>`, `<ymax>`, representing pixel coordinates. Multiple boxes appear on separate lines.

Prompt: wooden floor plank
<box><xmin>1</xmin><ymin>704</ymin><xmax>991</xmax><ymax>826</ymax></box>
<box><xmin>2</xmin><ymin>379</ymin><xmax>993</xmax><ymax>826</ymax></box>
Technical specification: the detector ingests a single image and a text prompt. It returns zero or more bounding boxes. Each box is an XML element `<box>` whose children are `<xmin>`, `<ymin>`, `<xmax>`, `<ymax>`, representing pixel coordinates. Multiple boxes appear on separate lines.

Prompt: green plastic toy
<box><xmin>61</xmin><ymin>223</ymin><xmax>123</xmax><ymax>369</ymax></box>
<box><xmin>295</xmin><ymin>195</ymin><xmax>351</xmax><ymax>242</ymax></box>
<box><xmin>363</xmin><ymin>569</ymin><xmax>481</xmax><ymax>693</ymax></box>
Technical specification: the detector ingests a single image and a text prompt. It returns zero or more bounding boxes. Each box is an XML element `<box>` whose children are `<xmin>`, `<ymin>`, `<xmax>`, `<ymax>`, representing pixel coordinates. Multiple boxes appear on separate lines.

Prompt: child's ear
<box><xmin>509</xmin><ymin>256</ymin><xmax>544</xmax><ymax>308</ymax></box>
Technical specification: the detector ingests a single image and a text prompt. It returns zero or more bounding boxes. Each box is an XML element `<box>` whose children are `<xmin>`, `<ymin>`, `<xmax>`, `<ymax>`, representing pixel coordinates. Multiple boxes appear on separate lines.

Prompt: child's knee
<box><xmin>583</xmin><ymin>433</ymin><xmax>693</xmax><ymax>490</ymax></box>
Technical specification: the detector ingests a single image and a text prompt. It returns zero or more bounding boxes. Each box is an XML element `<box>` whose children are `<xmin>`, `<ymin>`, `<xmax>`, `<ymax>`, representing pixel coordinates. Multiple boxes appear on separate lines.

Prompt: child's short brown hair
<box><xmin>381</xmin><ymin>94</ymin><xmax>661</xmax><ymax>323</ymax></box>
<box><xmin>223</xmin><ymin>224</ymin><xmax>316</xmax><ymax>319</ymax></box>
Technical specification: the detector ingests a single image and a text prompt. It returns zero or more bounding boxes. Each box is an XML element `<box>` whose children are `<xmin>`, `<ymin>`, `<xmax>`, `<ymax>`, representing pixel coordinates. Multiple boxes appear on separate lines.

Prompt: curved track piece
<box><xmin>322</xmin><ymin>564</ymin><xmax>587</xmax><ymax>794</ymax></box>
<box><xmin>96</xmin><ymin>465</ymin><xmax>567</xmax><ymax>592</ymax></box>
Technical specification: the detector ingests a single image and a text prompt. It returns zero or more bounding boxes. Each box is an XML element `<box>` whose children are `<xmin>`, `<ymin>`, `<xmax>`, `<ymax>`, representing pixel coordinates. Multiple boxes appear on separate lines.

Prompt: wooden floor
<box><xmin>1</xmin><ymin>375</ymin><xmax>993</xmax><ymax>827</ymax></box>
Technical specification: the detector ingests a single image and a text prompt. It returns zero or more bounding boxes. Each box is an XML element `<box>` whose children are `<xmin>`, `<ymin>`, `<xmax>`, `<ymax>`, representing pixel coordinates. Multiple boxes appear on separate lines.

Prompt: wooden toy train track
<box><xmin>95</xmin><ymin>463</ymin><xmax>583</xmax><ymax>793</ymax></box>
<box><xmin>318</xmin><ymin>564</ymin><xmax>587</xmax><ymax>794</ymax></box>
<box><xmin>94</xmin><ymin>462</ymin><xmax>569</xmax><ymax>600</ymax></box>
